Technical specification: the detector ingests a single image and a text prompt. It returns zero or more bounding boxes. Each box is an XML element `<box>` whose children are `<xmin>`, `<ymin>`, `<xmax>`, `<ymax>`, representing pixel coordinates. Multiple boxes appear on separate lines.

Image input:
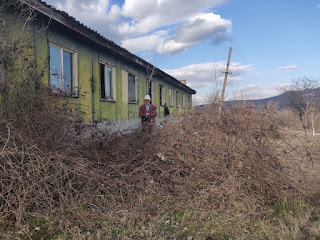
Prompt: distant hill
<box><xmin>196</xmin><ymin>87</ymin><xmax>320</xmax><ymax>110</ymax></box>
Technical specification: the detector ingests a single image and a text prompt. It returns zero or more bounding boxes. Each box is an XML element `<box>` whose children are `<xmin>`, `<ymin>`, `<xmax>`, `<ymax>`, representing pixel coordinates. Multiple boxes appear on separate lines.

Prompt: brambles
<box><xmin>0</xmin><ymin>96</ymin><xmax>313</xmax><ymax>238</ymax></box>
<box><xmin>0</xmin><ymin>69</ymin><xmax>319</xmax><ymax>239</ymax></box>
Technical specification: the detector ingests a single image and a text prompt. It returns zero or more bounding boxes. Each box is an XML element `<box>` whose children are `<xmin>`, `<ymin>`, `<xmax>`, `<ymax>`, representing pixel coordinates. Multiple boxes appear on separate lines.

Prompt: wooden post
<box><xmin>218</xmin><ymin>47</ymin><xmax>232</xmax><ymax>116</ymax></box>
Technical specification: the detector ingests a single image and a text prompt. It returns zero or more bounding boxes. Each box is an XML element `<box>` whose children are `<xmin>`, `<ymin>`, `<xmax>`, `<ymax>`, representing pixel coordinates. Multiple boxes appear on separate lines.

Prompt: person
<box><xmin>139</xmin><ymin>95</ymin><xmax>157</xmax><ymax>131</ymax></box>
<box><xmin>164</xmin><ymin>103</ymin><xmax>170</xmax><ymax>117</ymax></box>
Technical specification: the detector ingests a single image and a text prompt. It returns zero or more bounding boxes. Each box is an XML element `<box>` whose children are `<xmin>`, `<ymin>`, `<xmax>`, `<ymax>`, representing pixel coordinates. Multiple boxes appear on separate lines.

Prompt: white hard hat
<box><xmin>144</xmin><ymin>95</ymin><xmax>151</xmax><ymax>101</ymax></box>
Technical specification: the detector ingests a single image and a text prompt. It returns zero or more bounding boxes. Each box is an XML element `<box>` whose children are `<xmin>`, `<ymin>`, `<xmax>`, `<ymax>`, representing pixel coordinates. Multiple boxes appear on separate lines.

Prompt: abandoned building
<box><xmin>0</xmin><ymin>0</ymin><xmax>196</xmax><ymax>130</ymax></box>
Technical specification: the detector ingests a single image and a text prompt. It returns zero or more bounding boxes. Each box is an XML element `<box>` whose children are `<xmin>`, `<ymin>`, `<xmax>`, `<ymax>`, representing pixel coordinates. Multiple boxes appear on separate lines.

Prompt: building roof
<box><xmin>21</xmin><ymin>0</ymin><xmax>196</xmax><ymax>94</ymax></box>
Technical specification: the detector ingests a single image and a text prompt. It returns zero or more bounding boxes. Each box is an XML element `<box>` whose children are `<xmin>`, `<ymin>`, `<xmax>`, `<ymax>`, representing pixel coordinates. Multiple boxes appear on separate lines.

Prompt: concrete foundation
<box><xmin>97</xmin><ymin>117</ymin><xmax>167</xmax><ymax>133</ymax></box>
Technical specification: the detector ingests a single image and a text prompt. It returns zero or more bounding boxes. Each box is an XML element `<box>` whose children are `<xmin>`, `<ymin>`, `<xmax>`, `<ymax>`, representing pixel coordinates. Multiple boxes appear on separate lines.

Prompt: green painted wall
<box><xmin>4</xmin><ymin>11</ymin><xmax>193</xmax><ymax>123</ymax></box>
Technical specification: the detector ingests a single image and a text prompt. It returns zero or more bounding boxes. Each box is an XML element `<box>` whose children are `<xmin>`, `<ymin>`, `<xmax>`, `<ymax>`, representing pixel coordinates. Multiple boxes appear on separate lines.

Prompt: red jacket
<box><xmin>139</xmin><ymin>104</ymin><xmax>157</xmax><ymax>125</ymax></box>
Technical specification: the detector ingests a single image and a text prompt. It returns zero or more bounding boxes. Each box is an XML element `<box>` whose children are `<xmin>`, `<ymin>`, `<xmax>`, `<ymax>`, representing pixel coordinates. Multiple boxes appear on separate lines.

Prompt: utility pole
<box><xmin>218</xmin><ymin>46</ymin><xmax>232</xmax><ymax>116</ymax></box>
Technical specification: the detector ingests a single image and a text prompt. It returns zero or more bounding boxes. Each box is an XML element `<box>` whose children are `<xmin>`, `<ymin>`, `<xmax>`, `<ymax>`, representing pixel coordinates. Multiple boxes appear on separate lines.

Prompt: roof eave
<box><xmin>21</xmin><ymin>0</ymin><xmax>196</xmax><ymax>94</ymax></box>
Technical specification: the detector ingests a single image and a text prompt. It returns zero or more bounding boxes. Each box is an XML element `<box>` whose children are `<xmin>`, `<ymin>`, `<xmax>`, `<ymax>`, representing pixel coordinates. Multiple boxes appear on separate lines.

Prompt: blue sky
<box><xmin>45</xmin><ymin>0</ymin><xmax>320</xmax><ymax>104</ymax></box>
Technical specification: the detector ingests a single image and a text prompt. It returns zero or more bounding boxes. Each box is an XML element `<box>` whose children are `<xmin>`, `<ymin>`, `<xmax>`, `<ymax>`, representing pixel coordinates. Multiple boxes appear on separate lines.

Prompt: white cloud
<box><xmin>123</xmin><ymin>13</ymin><xmax>232</xmax><ymax>55</ymax></box>
<box><xmin>120</xmin><ymin>0</ymin><xmax>228</xmax><ymax>35</ymax></box>
<box><xmin>318</xmin><ymin>4</ymin><xmax>320</xmax><ymax>8</ymax></box>
<box><xmin>159</xmin><ymin>13</ymin><xmax>232</xmax><ymax>55</ymax></box>
<box><xmin>276</xmin><ymin>64</ymin><xmax>298</xmax><ymax>71</ymax></box>
<box><xmin>46</xmin><ymin>0</ymin><xmax>123</xmax><ymax>42</ymax></box>
<box><xmin>164</xmin><ymin>62</ymin><xmax>253</xmax><ymax>88</ymax></box>
<box><xmin>44</xmin><ymin>0</ymin><xmax>231</xmax><ymax>55</ymax></box>
<box><xmin>122</xmin><ymin>30</ymin><xmax>168</xmax><ymax>53</ymax></box>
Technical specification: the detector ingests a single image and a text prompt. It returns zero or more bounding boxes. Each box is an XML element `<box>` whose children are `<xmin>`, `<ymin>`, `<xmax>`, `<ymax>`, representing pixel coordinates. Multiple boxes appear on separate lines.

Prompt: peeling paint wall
<box><xmin>6</xmin><ymin>11</ymin><xmax>193</xmax><ymax>123</ymax></box>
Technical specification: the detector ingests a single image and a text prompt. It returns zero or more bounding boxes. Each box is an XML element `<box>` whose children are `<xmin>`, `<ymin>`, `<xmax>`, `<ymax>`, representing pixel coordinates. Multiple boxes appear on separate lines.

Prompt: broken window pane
<box><xmin>128</xmin><ymin>74</ymin><xmax>136</xmax><ymax>102</ymax></box>
<box><xmin>63</xmin><ymin>50</ymin><xmax>72</xmax><ymax>95</ymax></box>
<box><xmin>50</xmin><ymin>44</ymin><xmax>61</xmax><ymax>91</ymax></box>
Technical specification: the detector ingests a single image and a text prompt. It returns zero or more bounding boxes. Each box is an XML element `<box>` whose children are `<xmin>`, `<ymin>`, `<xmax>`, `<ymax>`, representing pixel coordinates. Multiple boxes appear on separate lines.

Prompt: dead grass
<box><xmin>1</xmin><ymin>94</ymin><xmax>318</xmax><ymax>239</ymax></box>
<box><xmin>276</xmin><ymin>129</ymin><xmax>320</xmax><ymax>197</ymax></box>
<box><xmin>0</xmin><ymin>78</ymin><xmax>319</xmax><ymax>239</ymax></box>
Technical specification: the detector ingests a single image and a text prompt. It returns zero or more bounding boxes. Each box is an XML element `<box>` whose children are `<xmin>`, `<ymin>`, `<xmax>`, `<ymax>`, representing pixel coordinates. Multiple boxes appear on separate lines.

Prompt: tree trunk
<box><xmin>311</xmin><ymin>111</ymin><xmax>316</xmax><ymax>136</ymax></box>
<box><xmin>303</xmin><ymin>112</ymin><xmax>308</xmax><ymax>129</ymax></box>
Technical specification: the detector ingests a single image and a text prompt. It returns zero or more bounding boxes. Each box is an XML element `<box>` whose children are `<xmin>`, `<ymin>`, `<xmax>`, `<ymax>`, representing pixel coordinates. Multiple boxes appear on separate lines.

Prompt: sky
<box><xmin>45</xmin><ymin>0</ymin><xmax>320</xmax><ymax>105</ymax></box>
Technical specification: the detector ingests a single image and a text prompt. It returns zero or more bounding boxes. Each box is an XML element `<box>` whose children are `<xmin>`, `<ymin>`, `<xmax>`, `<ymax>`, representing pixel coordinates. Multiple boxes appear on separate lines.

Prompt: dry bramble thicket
<box><xmin>1</xmin><ymin>85</ymin><xmax>319</xmax><ymax>239</ymax></box>
<box><xmin>1</xmin><ymin>1</ymin><xmax>320</xmax><ymax>239</ymax></box>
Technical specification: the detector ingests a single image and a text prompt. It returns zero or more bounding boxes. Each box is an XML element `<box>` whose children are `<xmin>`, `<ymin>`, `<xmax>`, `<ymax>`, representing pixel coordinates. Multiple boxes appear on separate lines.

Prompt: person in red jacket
<box><xmin>139</xmin><ymin>95</ymin><xmax>157</xmax><ymax>130</ymax></box>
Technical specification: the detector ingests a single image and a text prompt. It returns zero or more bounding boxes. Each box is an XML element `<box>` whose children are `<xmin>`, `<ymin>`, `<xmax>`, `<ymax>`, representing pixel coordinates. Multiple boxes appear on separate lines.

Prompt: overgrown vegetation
<box><xmin>1</xmin><ymin>88</ymin><xmax>320</xmax><ymax>239</ymax></box>
<box><xmin>0</xmin><ymin>1</ymin><xmax>319</xmax><ymax>239</ymax></box>
<box><xmin>2</xmin><ymin>86</ymin><xmax>320</xmax><ymax>239</ymax></box>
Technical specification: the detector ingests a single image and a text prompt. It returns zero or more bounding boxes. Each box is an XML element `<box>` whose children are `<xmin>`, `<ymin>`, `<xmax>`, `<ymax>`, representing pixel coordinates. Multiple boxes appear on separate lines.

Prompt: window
<box><xmin>169</xmin><ymin>88</ymin><xmax>173</xmax><ymax>107</ymax></box>
<box><xmin>49</xmin><ymin>42</ymin><xmax>78</xmax><ymax>96</ymax></box>
<box><xmin>128</xmin><ymin>73</ymin><xmax>137</xmax><ymax>103</ymax></box>
<box><xmin>176</xmin><ymin>91</ymin><xmax>180</xmax><ymax>108</ymax></box>
<box><xmin>100</xmin><ymin>63</ymin><xmax>115</xmax><ymax>100</ymax></box>
<box><xmin>182</xmin><ymin>94</ymin><xmax>185</xmax><ymax>108</ymax></box>
<box><xmin>146</xmin><ymin>78</ymin><xmax>152</xmax><ymax>98</ymax></box>
<box><xmin>159</xmin><ymin>85</ymin><xmax>165</xmax><ymax>106</ymax></box>
<box><xmin>188</xmin><ymin>95</ymin><xmax>192</xmax><ymax>109</ymax></box>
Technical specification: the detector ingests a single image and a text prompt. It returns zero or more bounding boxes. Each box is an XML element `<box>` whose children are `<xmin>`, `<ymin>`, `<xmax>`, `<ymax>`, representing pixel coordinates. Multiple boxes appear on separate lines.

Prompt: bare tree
<box><xmin>146</xmin><ymin>52</ymin><xmax>162</xmax><ymax>102</ymax></box>
<box><xmin>310</xmin><ymin>97</ymin><xmax>320</xmax><ymax>136</ymax></box>
<box><xmin>280</xmin><ymin>76</ymin><xmax>320</xmax><ymax>132</ymax></box>
<box><xmin>231</xmin><ymin>87</ymin><xmax>250</xmax><ymax>106</ymax></box>
<box><xmin>204</xmin><ymin>55</ymin><xmax>223</xmax><ymax>108</ymax></box>
<box><xmin>205</xmin><ymin>87</ymin><xmax>220</xmax><ymax>105</ymax></box>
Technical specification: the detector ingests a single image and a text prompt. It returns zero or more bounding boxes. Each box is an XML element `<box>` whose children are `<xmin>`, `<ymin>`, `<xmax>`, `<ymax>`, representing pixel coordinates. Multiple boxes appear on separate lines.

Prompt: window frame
<box><xmin>48</xmin><ymin>41</ymin><xmax>78</xmax><ymax>97</ymax></box>
<box><xmin>159</xmin><ymin>84</ymin><xmax>165</xmax><ymax>106</ymax></box>
<box><xmin>128</xmin><ymin>73</ymin><xmax>138</xmax><ymax>104</ymax></box>
<box><xmin>182</xmin><ymin>93</ymin><xmax>185</xmax><ymax>108</ymax></box>
<box><xmin>176</xmin><ymin>91</ymin><xmax>180</xmax><ymax>108</ymax></box>
<box><xmin>188</xmin><ymin>95</ymin><xmax>192</xmax><ymax>109</ymax></box>
<box><xmin>100</xmin><ymin>62</ymin><xmax>116</xmax><ymax>102</ymax></box>
<box><xmin>146</xmin><ymin>78</ymin><xmax>151</xmax><ymax>96</ymax></box>
<box><xmin>169</xmin><ymin>88</ymin><xmax>173</xmax><ymax>107</ymax></box>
